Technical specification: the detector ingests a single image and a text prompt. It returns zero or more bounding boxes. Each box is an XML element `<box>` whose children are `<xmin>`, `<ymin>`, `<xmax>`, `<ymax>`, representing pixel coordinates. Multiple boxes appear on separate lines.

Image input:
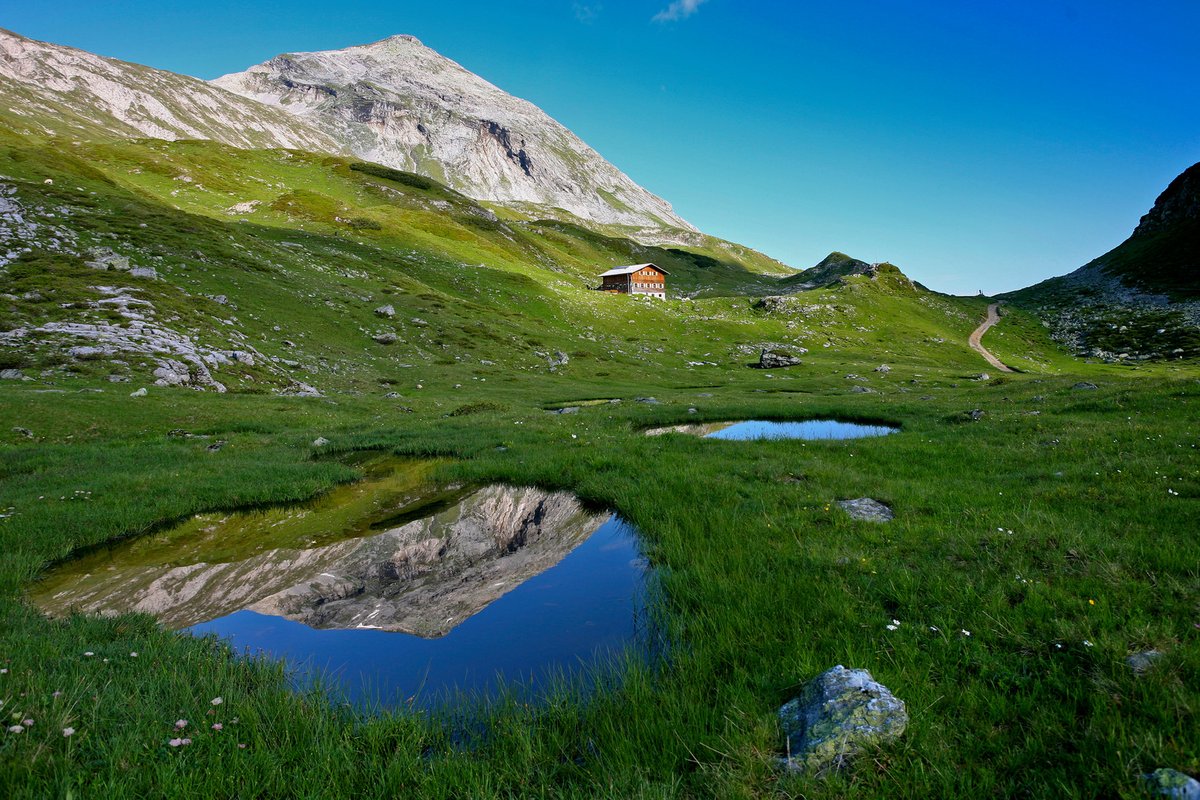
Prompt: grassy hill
<box><xmin>2</xmin><ymin>125</ymin><xmax>1198</xmax><ymax>799</ymax></box>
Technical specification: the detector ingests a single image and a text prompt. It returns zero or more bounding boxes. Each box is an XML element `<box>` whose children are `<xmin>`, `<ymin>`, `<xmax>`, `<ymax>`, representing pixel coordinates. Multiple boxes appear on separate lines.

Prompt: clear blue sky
<box><xmin>6</xmin><ymin>1</ymin><xmax>1199</xmax><ymax>294</ymax></box>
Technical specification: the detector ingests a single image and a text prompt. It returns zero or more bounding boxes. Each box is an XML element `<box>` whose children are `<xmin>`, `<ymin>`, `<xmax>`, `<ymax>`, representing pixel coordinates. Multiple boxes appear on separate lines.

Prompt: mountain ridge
<box><xmin>210</xmin><ymin>34</ymin><xmax>695</xmax><ymax>232</ymax></box>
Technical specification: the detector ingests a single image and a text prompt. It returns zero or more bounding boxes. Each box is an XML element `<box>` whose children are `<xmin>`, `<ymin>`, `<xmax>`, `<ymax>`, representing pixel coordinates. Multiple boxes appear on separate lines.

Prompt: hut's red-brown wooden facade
<box><xmin>598</xmin><ymin>263</ymin><xmax>668</xmax><ymax>299</ymax></box>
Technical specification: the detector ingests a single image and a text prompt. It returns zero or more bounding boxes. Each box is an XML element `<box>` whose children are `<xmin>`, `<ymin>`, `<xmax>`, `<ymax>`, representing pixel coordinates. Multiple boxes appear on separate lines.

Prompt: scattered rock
<box><xmin>85</xmin><ymin>248</ymin><xmax>130</xmax><ymax>272</ymax></box>
<box><xmin>12</xmin><ymin>426</ymin><xmax>33</xmax><ymax>438</ymax></box>
<box><xmin>129</xmin><ymin>388</ymin><xmax>147</xmax><ymax>398</ymax></box>
<box><xmin>106</xmin><ymin>374</ymin><xmax>129</xmax><ymax>383</ymax></box>
<box><xmin>0</xmin><ymin>368</ymin><xmax>24</xmax><ymax>380</ymax></box>
<box><xmin>836</xmin><ymin>498</ymin><xmax>894</xmax><ymax>523</ymax></box>
<box><xmin>548</xmin><ymin>351</ymin><xmax>570</xmax><ymax>368</ymax></box>
<box><xmin>778</xmin><ymin>665</ymin><xmax>908</xmax><ymax>775</ymax></box>
<box><xmin>688</xmin><ymin>407</ymin><xmax>698</xmax><ymax>414</ymax></box>
<box><xmin>372</xmin><ymin>332</ymin><xmax>398</xmax><ymax>345</ymax></box>
<box><xmin>206</xmin><ymin>441</ymin><xmax>226</xmax><ymax>453</ymax></box>
<box><xmin>374</xmin><ymin>304</ymin><xmax>396</xmax><ymax>318</ymax></box>
<box><xmin>850</xmin><ymin>386</ymin><xmax>872</xmax><ymax>394</ymax></box>
<box><xmin>1126</xmin><ymin>650</ymin><xmax>1164</xmax><ymax>676</ymax></box>
<box><xmin>552</xmin><ymin>406</ymin><xmax>580</xmax><ymax>415</ymax></box>
<box><xmin>635</xmin><ymin>397</ymin><xmax>660</xmax><ymax>404</ymax></box>
<box><xmin>1142</xmin><ymin>769</ymin><xmax>1199</xmax><ymax>799</ymax></box>
<box><xmin>384</xmin><ymin>392</ymin><xmax>402</xmax><ymax>399</ymax></box>
<box><xmin>874</xmin><ymin>364</ymin><xmax>891</xmax><ymax>373</ymax></box>
<box><xmin>975</xmin><ymin>373</ymin><xmax>990</xmax><ymax>381</ymax></box>
<box><xmin>312</xmin><ymin>437</ymin><xmax>330</xmax><ymax>447</ymax></box>
<box><xmin>68</xmin><ymin>346</ymin><xmax>107</xmax><ymax>361</ymax></box>
<box><xmin>130</xmin><ymin>266</ymin><xmax>157</xmax><ymax>280</ymax></box>
<box><xmin>1072</xmin><ymin>382</ymin><xmax>1099</xmax><ymax>390</ymax></box>
<box><xmin>758</xmin><ymin>349</ymin><xmax>802</xmax><ymax>369</ymax></box>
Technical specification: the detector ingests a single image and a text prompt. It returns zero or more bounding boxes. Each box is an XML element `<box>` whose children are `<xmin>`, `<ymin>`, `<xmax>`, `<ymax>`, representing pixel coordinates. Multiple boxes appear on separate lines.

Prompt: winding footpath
<box><xmin>968</xmin><ymin>303</ymin><xmax>1015</xmax><ymax>373</ymax></box>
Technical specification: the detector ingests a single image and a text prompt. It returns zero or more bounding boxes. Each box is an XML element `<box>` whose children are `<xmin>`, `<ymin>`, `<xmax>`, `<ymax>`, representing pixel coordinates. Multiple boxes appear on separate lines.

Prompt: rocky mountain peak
<box><xmin>212</xmin><ymin>37</ymin><xmax>693</xmax><ymax>231</ymax></box>
<box><xmin>1133</xmin><ymin>161</ymin><xmax>1200</xmax><ymax>237</ymax></box>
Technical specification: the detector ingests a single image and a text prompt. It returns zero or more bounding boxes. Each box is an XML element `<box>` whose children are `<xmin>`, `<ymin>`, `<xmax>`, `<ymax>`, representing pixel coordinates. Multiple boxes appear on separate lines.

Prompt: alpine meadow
<box><xmin>0</xmin><ymin>13</ymin><xmax>1197</xmax><ymax>800</ymax></box>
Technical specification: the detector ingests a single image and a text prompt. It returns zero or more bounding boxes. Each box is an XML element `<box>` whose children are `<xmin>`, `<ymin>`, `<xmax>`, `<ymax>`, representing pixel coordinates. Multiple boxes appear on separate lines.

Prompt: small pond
<box><xmin>30</xmin><ymin>456</ymin><xmax>649</xmax><ymax>709</ymax></box>
<box><xmin>646</xmin><ymin>419</ymin><xmax>897</xmax><ymax>440</ymax></box>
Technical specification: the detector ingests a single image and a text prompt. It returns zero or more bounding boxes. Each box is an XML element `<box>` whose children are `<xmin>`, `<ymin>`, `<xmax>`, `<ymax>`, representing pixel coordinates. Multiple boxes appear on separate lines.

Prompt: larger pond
<box><xmin>30</xmin><ymin>456</ymin><xmax>649</xmax><ymax>709</ymax></box>
<box><xmin>646</xmin><ymin>419</ymin><xmax>897</xmax><ymax>440</ymax></box>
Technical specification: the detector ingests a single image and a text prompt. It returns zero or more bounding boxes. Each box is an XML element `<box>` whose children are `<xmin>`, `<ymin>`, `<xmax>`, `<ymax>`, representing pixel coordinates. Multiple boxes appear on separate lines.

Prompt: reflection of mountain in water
<box><xmin>644</xmin><ymin>422</ymin><xmax>735</xmax><ymax>437</ymax></box>
<box><xmin>32</xmin><ymin>486</ymin><xmax>608</xmax><ymax>638</ymax></box>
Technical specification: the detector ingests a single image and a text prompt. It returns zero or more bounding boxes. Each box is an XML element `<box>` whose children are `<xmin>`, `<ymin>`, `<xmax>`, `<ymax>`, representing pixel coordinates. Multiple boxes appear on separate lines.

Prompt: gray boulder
<box><xmin>1142</xmin><ymin>769</ymin><xmax>1199</xmax><ymax>799</ymax></box>
<box><xmin>778</xmin><ymin>665</ymin><xmax>907</xmax><ymax>775</ymax></box>
<box><xmin>1072</xmin><ymin>382</ymin><xmax>1099</xmax><ymax>390</ymax></box>
<box><xmin>850</xmin><ymin>386</ymin><xmax>872</xmax><ymax>394</ymax></box>
<box><xmin>0</xmin><ymin>368</ymin><xmax>24</xmax><ymax>380</ymax></box>
<box><xmin>312</xmin><ymin>437</ymin><xmax>330</xmax><ymax>447</ymax></box>
<box><xmin>874</xmin><ymin>364</ymin><xmax>891</xmax><ymax>373</ymax></box>
<box><xmin>372</xmin><ymin>332</ymin><xmax>398</xmax><ymax>345</ymax></box>
<box><xmin>837</xmin><ymin>498</ymin><xmax>894</xmax><ymax>523</ymax></box>
<box><xmin>759</xmin><ymin>349</ymin><xmax>802</xmax><ymax>369</ymax></box>
<box><xmin>129</xmin><ymin>387</ymin><xmax>147</xmax><ymax>398</ymax></box>
<box><xmin>374</xmin><ymin>304</ymin><xmax>396</xmax><ymax>318</ymax></box>
<box><xmin>130</xmin><ymin>266</ymin><xmax>157</xmax><ymax>280</ymax></box>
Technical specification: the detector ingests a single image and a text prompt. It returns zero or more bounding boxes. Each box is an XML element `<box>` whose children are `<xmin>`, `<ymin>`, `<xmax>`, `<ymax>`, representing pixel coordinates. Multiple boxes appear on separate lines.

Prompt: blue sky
<box><xmin>6</xmin><ymin>1</ymin><xmax>1199</xmax><ymax>294</ymax></box>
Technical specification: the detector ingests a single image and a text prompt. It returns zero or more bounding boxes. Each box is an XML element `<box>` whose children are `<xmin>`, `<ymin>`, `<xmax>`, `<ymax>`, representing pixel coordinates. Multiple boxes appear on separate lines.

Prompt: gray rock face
<box><xmin>758</xmin><ymin>349</ymin><xmax>803</xmax><ymax>369</ymax></box>
<box><xmin>836</xmin><ymin>498</ymin><xmax>894</xmax><ymax>523</ymax></box>
<box><xmin>1143</xmin><ymin>769</ymin><xmax>1200</xmax><ymax>799</ymax></box>
<box><xmin>778</xmin><ymin>665</ymin><xmax>908</xmax><ymax>775</ymax></box>
<box><xmin>0</xmin><ymin>29</ymin><xmax>337</xmax><ymax>152</ymax></box>
<box><xmin>212</xmin><ymin>36</ymin><xmax>692</xmax><ymax>231</ymax></box>
<box><xmin>0</xmin><ymin>368</ymin><xmax>24</xmax><ymax>380</ymax></box>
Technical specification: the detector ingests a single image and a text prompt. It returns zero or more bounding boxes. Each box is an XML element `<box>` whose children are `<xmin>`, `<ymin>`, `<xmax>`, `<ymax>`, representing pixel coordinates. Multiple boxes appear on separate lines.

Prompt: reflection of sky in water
<box><xmin>188</xmin><ymin>516</ymin><xmax>647</xmax><ymax>709</ymax></box>
<box><xmin>704</xmin><ymin>419</ymin><xmax>896</xmax><ymax>441</ymax></box>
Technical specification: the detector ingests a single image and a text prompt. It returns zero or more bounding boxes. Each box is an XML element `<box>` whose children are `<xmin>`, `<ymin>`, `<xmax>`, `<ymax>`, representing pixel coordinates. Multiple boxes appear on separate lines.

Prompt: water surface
<box><xmin>31</xmin><ymin>457</ymin><xmax>648</xmax><ymax>708</ymax></box>
<box><xmin>646</xmin><ymin>419</ymin><xmax>897</xmax><ymax>440</ymax></box>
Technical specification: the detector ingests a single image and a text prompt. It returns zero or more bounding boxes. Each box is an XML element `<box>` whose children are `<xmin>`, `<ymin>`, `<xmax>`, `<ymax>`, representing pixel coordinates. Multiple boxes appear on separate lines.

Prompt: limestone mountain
<box><xmin>0</xmin><ymin>28</ymin><xmax>336</xmax><ymax>152</ymax></box>
<box><xmin>211</xmin><ymin>35</ymin><xmax>693</xmax><ymax>232</ymax></box>
<box><xmin>1005</xmin><ymin>162</ymin><xmax>1200</xmax><ymax>360</ymax></box>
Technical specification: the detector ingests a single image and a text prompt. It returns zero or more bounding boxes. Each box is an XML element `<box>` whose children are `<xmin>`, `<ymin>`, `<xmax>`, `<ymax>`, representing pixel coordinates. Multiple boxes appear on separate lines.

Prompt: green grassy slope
<box><xmin>2</xmin><ymin>126</ymin><xmax>1198</xmax><ymax>799</ymax></box>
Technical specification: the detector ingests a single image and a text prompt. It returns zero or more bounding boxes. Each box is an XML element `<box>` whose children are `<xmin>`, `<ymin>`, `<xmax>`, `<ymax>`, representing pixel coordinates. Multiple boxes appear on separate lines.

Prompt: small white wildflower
<box><xmin>891</xmin><ymin>619</ymin><xmax>901</xmax><ymax>626</ymax></box>
<box><xmin>83</xmin><ymin>652</ymin><xmax>94</xmax><ymax>657</ymax></box>
<box><xmin>168</xmin><ymin>737</ymin><xmax>183</xmax><ymax>747</ymax></box>
<box><xmin>961</xmin><ymin>629</ymin><xmax>971</xmax><ymax>636</ymax></box>
<box><xmin>210</xmin><ymin>697</ymin><xmax>223</xmax><ymax>706</ymax></box>
<box><xmin>929</xmin><ymin>626</ymin><xmax>939</xmax><ymax>632</ymax></box>
<box><xmin>22</xmin><ymin>718</ymin><xmax>32</xmax><ymax>727</ymax></box>
<box><xmin>62</xmin><ymin>727</ymin><xmax>75</xmax><ymax>737</ymax></box>
<box><xmin>175</xmin><ymin>719</ymin><xmax>187</xmax><ymax>730</ymax></box>
<box><xmin>885</xmin><ymin>624</ymin><xmax>898</xmax><ymax>631</ymax></box>
<box><xmin>0</xmin><ymin>668</ymin><xmax>7</xmax><ymax>674</ymax></box>
<box><xmin>7</xmin><ymin>725</ymin><xmax>23</xmax><ymax>733</ymax></box>
<box><xmin>1083</xmin><ymin>640</ymin><xmax>1094</xmax><ymax>647</ymax></box>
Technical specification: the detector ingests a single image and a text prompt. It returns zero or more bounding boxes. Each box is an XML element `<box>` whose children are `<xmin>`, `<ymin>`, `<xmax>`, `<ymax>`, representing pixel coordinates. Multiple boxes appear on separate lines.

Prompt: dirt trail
<box><xmin>968</xmin><ymin>303</ymin><xmax>1014</xmax><ymax>373</ymax></box>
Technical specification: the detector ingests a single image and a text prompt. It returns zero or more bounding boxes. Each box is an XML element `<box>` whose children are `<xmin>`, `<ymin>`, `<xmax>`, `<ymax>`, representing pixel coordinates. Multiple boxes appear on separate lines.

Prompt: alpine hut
<box><xmin>597</xmin><ymin>263</ymin><xmax>668</xmax><ymax>299</ymax></box>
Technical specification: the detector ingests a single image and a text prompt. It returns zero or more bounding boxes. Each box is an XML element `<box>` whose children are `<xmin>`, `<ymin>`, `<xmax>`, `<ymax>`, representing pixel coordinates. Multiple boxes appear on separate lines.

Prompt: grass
<box><xmin>0</xmin><ymin>126</ymin><xmax>1198</xmax><ymax>798</ymax></box>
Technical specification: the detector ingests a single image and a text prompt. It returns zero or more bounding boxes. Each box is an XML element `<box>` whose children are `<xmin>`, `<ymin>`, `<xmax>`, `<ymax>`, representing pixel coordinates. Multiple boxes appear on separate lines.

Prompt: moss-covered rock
<box><xmin>778</xmin><ymin>665</ymin><xmax>907</xmax><ymax>775</ymax></box>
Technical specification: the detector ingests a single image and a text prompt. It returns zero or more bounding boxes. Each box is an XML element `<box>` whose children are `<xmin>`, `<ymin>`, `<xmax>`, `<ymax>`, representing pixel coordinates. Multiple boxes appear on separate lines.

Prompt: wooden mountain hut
<box><xmin>597</xmin><ymin>263</ymin><xmax>668</xmax><ymax>299</ymax></box>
